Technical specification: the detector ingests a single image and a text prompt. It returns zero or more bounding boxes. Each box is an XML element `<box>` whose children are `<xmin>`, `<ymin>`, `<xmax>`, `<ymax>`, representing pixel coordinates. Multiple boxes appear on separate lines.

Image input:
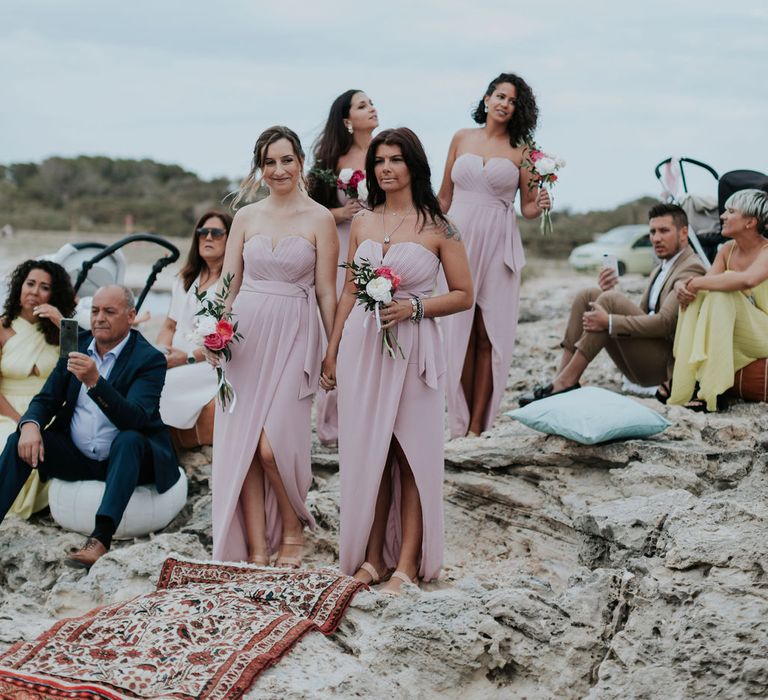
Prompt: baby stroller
<box><xmin>655</xmin><ymin>157</ymin><xmax>768</xmax><ymax>267</ymax></box>
<box><xmin>42</xmin><ymin>233</ymin><xmax>180</xmax><ymax>327</ymax></box>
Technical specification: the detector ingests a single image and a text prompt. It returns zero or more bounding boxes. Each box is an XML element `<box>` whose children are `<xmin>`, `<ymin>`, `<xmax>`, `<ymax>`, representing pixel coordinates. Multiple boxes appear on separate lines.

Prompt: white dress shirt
<box><xmin>647</xmin><ymin>250</ymin><xmax>683</xmax><ymax>315</ymax></box>
<box><xmin>70</xmin><ymin>334</ymin><xmax>131</xmax><ymax>461</ymax></box>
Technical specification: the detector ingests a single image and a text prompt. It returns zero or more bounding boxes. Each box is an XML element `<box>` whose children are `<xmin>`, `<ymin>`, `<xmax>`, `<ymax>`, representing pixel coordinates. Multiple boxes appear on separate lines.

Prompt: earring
<box><xmin>483</xmin><ymin>104</ymin><xmax>488</xmax><ymax>113</ymax></box>
<box><xmin>346</xmin><ymin>123</ymin><xmax>354</xmax><ymax>134</ymax></box>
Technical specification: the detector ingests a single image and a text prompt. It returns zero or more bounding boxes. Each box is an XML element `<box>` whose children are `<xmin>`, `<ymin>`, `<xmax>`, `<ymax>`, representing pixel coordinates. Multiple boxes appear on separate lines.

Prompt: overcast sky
<box><xmin>1</xmin><ymin>1</ymin><xmax>766</xmax><ymax>212</ymax></box>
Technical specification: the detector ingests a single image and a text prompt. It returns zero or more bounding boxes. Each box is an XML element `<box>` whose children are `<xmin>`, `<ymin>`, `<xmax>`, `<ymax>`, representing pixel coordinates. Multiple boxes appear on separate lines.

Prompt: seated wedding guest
<box><xmin>0</xmin><ymin>285</ymin><xmax>180</xmax><ymax>568</ymax></box>
<box><xmin>670</xmin><ymin>189</ymin><xmax>768</xmax><ymax>411</ymax></box>
<box><xmin>519</xmin><ymin>203</ymin><xmax>705</xmax><ymax>406</ymax></box>
<box><xmin>157</xmin><ymin>211</ymin><xmax>232</xmax><ymax>445</ymax></box>
<box><xmin>0</xmin><ymin>260</ymin><xmax>76</xmax><ymax>518</ymax></box>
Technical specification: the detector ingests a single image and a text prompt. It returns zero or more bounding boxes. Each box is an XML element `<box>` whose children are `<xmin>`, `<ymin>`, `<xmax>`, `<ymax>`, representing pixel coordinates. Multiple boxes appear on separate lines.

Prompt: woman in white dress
<box><xmin>157</xmin><ymin>211</ymin><xmax>232</xmax><ymax>438</ymax></box>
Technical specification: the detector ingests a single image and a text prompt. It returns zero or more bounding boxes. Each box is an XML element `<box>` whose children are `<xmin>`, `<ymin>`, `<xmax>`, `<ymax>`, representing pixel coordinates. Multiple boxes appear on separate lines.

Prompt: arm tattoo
<box><xmin>442</xmin><ymin>219</ymin><xmax>462</xmax><ymax>241</ymax></box>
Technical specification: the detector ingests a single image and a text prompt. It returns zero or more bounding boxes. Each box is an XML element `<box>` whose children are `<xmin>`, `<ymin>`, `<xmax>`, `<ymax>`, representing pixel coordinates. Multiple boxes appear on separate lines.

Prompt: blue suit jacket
<box><xmin>21</xmin><ymin>329</ymin><xmax>179</xmax><ymax>493</ymax></box>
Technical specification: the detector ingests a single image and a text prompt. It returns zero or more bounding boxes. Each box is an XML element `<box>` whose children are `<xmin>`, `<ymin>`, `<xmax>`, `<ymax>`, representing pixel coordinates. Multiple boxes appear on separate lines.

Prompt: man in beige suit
<box><xmin>520</xmin><ymin>203</ymin><xmax>706</xmax><ymax>405</ymax></box>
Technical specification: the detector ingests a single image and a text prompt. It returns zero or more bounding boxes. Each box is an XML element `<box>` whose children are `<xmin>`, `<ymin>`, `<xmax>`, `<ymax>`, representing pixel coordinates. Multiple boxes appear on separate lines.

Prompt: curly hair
<box><xmin>1</xmin><ymin>260</ymin><xmax>77</xmax><ymax>345</ymax></box>
<box><xmin>366</xmin><ymin>128</ymin><xmax>449</xmax><ymax>232</ymax></box>
<box><xmin>472</xmin><ymin>72</ymin><xmax>538</xmax><ymax>148</ymax></box>
<box><xmin>179</xmin><ymin>210</ymin><xmax>233</xmax><ymax>292</ymax></box>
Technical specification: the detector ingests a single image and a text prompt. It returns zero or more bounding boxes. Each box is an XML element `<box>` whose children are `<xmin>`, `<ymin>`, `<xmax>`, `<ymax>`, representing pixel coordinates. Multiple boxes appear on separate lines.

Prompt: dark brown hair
<box><xmin>648</xmin><ymin>202</ymin><xmax>688</xmax><ymax>230</ymax></box>
<box><xmin>179</xmin><ymin>210</ymin><xmax>233</xmax><ymax>292</ymax></box>
<box><xmin>232</xmin><ymin>126</ymin><xmax>305</xmax><ymax>209</ymax></box>
<box><xmin>365</xmin><ymin>128</ymin><xmax>448</xmax><ymax>231</ymax></box>
<box><xmin>472</xmin><ymin>73</ymin><xmax>538</xmax><ymax>148</ymax></box>
<box><xmin>1</xmin><ymin>260</ymin><xmax>76</xmax><ymax>345</ymax></box>
<box><xmin>308</xmin><ymin>89</ymin><xmax>363</xmax><ymax>208</ymax></box>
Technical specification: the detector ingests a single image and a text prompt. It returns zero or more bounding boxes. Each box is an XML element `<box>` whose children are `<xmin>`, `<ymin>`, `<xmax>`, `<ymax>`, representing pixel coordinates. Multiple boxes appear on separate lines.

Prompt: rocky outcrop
<box><xmin>1</xmin><ymin>267</ymin><xmax>766</xmax><ymax>699</ymax></box>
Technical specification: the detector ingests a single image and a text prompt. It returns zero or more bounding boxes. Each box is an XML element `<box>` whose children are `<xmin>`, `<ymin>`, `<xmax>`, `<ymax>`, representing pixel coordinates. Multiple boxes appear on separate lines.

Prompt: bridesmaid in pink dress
<box><xmin>210</xmin><ymin>127</ymin><xmax>337</xmax><ymax>567</ymax></box>
<box><xmin>437</xmin><ymin>73</ymin><xmax>551</xmax><ymax>438</ymax></box>
<box><xmin>309</xmin><ymin>89</ymin><xmax>379</xmax><ymax>446</ymax></box>
<box><xmin>322</xmin><ymin>128</ymin><xmax>473</xmax><ymax>594</ymax></box>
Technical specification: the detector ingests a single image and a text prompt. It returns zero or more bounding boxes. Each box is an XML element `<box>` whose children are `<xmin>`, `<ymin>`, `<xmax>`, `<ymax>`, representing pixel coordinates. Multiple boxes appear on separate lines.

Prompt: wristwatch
<box><xmin>186</xmin><ymin>353</ymin><xmax>196</xmax><ymax>364</ymax></box>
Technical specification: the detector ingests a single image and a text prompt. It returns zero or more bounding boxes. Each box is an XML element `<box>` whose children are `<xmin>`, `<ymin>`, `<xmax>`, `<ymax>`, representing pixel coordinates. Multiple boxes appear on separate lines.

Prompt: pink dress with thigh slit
<box><xmin>337</xmin><ymin>239</ymin><xmax>446</xmax><ymax>581</ymax></box>
<box><xmin>441</xmin><ymin>153</ymin><xmax>526</xmax><ymax>438</ymax></box>
<box><xmin>212</xmin><ymin>234</ymin><xmax>321</xmax><ymax>561</ymax></box>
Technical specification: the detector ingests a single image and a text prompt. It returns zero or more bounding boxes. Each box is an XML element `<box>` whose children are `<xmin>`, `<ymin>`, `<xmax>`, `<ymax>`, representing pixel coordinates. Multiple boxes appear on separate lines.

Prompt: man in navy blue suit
<box><xmin>0</xmin><ymin>285</ymin><xmax>179</xmax><ymax>567</ymax></box>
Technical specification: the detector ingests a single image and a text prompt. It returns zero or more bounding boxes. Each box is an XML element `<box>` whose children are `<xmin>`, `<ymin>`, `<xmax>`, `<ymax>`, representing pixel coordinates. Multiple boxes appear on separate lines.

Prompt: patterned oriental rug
<box><xmin>0</xmin><ymin>558</ymin><xmax>365</xmax><ymax>699</ymax></box>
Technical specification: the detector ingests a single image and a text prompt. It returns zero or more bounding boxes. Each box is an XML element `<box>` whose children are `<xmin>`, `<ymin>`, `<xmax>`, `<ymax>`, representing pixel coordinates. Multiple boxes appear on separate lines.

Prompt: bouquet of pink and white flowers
<box><xmin>341</xmin><ymin>258</ymin><xmax>404</xmax><ymax>358</ymax></box>
<box><xmin>189</xmin><ymin>273</ymin><xmax>243</xmax><ymax>410</ymax></box>
<box><xmin>524</xmin><ymin>145</ymin><xmax>565</xmax><ymax>235</ymax></box>
<box><xmin>337</xmin><ymin>168</ymin><xmax>368</xmax><ymax>201</ymax></box>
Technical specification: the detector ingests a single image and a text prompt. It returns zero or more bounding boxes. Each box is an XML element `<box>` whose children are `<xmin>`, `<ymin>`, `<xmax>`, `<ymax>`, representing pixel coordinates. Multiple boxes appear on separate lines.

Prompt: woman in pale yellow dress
<box><xmin>0</xmin><ymin>260</ymin><xmax>77</xmax><ymax>517</ymax></box>
<box><xmin>670</xmin><ymin>189</ymin><xmax>768</xmax><ymax>411</ymax></box>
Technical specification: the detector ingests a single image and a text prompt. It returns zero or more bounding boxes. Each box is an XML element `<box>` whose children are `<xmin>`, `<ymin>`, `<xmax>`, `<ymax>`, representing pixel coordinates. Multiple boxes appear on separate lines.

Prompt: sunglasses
<box><xmin>196</xmin><ymin>227</ymin><xmax>227</xmax><ymax>239</ymax></box>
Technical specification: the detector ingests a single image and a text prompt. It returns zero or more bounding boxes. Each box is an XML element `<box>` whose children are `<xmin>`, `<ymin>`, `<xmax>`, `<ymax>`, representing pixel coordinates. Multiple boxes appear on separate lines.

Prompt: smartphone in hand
<box><xmin>602</xmin><ymin>253</ymin><xmax>620</xmax><ymax>277</ymax></box>
<box><xmin>59</xmin><ymin>318</ymin><xmax>80</xmax><ymax>358</ymax></box>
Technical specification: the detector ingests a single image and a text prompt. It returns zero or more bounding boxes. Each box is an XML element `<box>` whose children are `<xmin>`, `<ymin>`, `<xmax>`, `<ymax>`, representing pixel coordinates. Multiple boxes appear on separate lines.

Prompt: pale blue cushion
<box><xmin>505</xmin><ymin>386</ymin><xmax>669</xmax><ymax>445</ymax></box>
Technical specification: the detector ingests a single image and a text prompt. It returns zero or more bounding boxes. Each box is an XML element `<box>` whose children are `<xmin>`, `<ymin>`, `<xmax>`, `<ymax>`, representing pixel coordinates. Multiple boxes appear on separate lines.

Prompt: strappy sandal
<box><xmin>655</xmin><ymin>380</ymin><xmax>672</xmax><ymax>405</ymax></box>
<box><xmin>684</xmin><ymin>395</ymin><xmax>728</xmax><ymax>413</ymax></box>
<box><xmin>354</xmin><ymin>561</ymin><xmax>384</xmax><ymax>584</ymax></box>
<box><xmin>275</xmin><ymin>536</ymin><xmax>303</xmax><ymax>569</ymax></box>
<box><xmin>380</xmin><ymin>570</ymin><xmax>416</xmax><ymax>597</ymax></box>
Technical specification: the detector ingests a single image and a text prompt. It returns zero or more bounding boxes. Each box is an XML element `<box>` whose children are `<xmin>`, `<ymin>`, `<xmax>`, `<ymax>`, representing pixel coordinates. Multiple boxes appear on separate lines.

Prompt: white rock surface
<box><xmin>1</xmin><ymin>265</ymin><xmax>766</xmax><ymax>699</ymax></box>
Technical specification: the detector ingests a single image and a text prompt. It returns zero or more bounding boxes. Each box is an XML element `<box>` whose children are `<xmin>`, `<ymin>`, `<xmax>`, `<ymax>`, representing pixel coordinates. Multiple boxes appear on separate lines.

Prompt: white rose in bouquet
<box><xmin>535</xmin><ymin>156</ymin><xmax>558</xmax><ymax>176</ymax></box>
<box><xmin>187</xmin><ymin>314</ymin><xmax>218</xmax><ymax>346</ymax></box>
<box><xmin>357</xmin><ymin>178</ymin><xmax>368</xmax><ymax>201</ymax></box>
<box><xmin>366</xmin><ymin>276</ymin><xmax>393</xmax><ymax>304</ymax></box>
<box><xmin>338</xmin><ymin>168</ymin><xmax>353</xmax><ymax>185</ymax></box>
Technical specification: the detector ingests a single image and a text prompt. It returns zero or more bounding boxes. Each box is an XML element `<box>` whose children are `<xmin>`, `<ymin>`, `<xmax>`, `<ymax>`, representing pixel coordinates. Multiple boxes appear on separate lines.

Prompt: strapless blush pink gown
<box><xmin>315</xmin><ymin>190</ymin><xmax>353</xmax><ymax>446</ymax></box>
<box><xmin>442</xmin><ymin>153</ymin><xmax>526</xmax><ymax>438</ymax></box>
<box><xmin>212</xmin><ymin>234</ymin><xmax>322</xmax><ymax>561</ymax></box>
<box><xmin>337</xmin><ymin>239</ymin><xmax>446</xmax><ymax>582</ymax></box>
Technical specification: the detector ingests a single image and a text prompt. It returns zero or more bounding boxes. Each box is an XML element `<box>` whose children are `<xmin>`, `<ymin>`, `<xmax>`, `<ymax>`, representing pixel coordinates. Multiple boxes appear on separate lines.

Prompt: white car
<box><xmin>568</xmin><ymin>224</ymin><xmax>657</xmax><ymax>276</ymax></box>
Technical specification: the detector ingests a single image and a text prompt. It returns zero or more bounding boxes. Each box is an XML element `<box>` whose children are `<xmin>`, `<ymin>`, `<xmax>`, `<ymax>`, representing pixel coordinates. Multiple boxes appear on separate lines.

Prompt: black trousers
<box><xmin>0</xmin><ymin>429</ymin><xmax>154</xmax><ymax>529</ymax></box>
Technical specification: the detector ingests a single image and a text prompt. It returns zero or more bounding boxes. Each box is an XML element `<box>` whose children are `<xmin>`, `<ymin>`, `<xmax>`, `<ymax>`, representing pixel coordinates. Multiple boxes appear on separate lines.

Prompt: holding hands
<box><xmin>320</xmin><ymin>356</ymin><xmax>336</xmax><ymax>391</ymax></box>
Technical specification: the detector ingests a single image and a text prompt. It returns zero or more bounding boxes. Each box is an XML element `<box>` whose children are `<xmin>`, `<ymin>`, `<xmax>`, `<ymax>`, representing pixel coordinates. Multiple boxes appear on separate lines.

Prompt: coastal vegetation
<box><xmin>1</xmin><ymin>156</ymin><xmax>657</xmax><ymax>256</ymax></box>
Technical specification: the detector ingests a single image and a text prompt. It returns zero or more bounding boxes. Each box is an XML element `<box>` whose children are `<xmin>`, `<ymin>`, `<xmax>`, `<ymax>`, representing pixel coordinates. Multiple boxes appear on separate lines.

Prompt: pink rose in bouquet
<box><xmin>523</xmin><ymin>142</ymin><xmax>565</xmax><ymax>235</ymax></box>
<box><xmin>188</xmin><ymin>274</ymin><xmax>243</xmax><ymax>410</ymax></box>
<box><xmin>337</xmin><ymin>168</ymin><xmax>367</xmax><ymax>199</ymax></box>
<box><xmin>203</xmin><ymin>332</ymin><xmax>228</xmax><ymax>351</ymax></box>
<box><xmin>215</xmin><ymin>319</ymin><xmax>234</xmax><ymax>342</ymax></box>
<box><xmin>374</xmin><ymin>266</ymin><xmax>401</xmax><ymax>291</ymax></box>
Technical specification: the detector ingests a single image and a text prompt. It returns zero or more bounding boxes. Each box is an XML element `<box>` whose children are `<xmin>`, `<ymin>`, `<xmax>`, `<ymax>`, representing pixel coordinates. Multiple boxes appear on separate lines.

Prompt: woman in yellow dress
<box><xmin>670</xmin><ymin>189</ymin><xmax>768</xmax><ymax>411</ymax></box>
<box><xmin>0</xmin><ymin>260</ymin><xmax>77</xmax><ymax>517</ymax></box>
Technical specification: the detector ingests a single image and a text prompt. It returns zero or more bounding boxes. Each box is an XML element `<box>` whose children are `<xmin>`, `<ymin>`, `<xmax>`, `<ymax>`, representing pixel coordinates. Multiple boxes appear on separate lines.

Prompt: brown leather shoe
<box><xmin>65</xmin><ymin>537</ymin><xmax>108</xmax><ymax>569</ymax></box>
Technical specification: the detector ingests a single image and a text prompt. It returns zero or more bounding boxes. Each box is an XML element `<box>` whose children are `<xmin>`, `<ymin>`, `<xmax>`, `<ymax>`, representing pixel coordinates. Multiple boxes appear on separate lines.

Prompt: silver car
<box><xmin>568</xmin><ymin>225</ymin><xmax>657</xmax><ymax>276</ymax></box>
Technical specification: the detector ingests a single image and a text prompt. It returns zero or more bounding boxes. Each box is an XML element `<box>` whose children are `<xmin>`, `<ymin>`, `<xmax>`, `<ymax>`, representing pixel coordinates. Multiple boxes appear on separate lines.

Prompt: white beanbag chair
<box><xmin>48</xmin><ymin>467</ymin><xmax>188</xmax><ymax>539</ymax></box>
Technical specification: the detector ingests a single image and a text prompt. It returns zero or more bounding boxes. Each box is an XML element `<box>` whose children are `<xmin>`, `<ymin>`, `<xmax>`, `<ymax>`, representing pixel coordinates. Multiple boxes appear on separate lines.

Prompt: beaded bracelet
<box><xmin>412</xmin><ymin>296</ymin><xmax>424</xmax><ymax>323</ymax></box>
<box><xmin>410</xmin><ymin>298</ymin><xmax>418</xmax><ymax>320</ymax></box>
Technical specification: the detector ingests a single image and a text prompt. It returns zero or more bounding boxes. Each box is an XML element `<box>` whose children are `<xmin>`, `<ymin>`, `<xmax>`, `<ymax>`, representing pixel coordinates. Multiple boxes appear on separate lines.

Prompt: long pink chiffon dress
<box><xmin>212</xmin><ymin>234</ymin><xmax>321</xmax><ymax>561</ymax></box>
<box><xmin>337</xmin><ymin>239</ymin><xmax>446</xmax><ymax>582</ymax></box>
<box><xmin>315</xmin><ymin>189</ymin><xmax>352</xmax><ymax>445</ymax></box>
<box><xmin>441</xmin><ymin>153</ymin><xmax>526</xmax><ymax>438</ymax></box>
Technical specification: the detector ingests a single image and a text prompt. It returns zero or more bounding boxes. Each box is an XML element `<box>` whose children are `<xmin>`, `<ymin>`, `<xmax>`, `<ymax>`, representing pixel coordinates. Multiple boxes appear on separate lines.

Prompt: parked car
<box><xmin>568</xmin><ymin>224</ymin><xmax>656</xmax><ymax>276</ymax></box>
